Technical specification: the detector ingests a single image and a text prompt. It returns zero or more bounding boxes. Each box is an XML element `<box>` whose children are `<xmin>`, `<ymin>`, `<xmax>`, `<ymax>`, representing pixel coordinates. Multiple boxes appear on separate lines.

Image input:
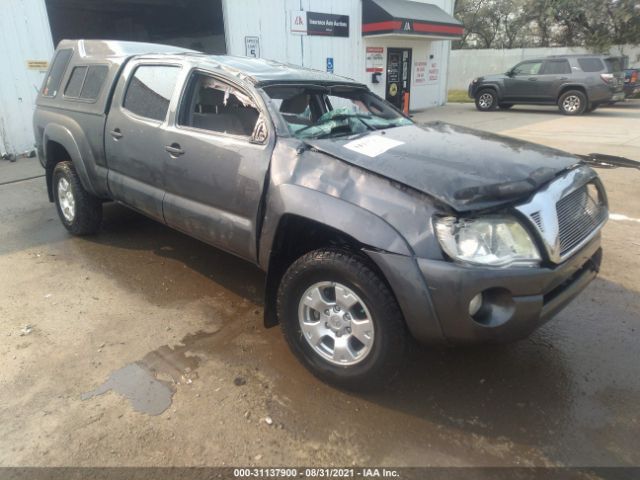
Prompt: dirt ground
<box><xmin>1</xmin><ymin>101</ymin><xmax>639</xmax><ymax>468</ymax></box>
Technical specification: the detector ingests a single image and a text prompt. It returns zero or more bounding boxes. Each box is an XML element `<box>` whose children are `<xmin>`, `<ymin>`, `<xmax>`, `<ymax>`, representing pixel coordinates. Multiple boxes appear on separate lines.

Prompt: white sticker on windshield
<box><xmin>343</xmin><ymin>136</ymin><xmax>404</xmax><ymax>158</ymax></box>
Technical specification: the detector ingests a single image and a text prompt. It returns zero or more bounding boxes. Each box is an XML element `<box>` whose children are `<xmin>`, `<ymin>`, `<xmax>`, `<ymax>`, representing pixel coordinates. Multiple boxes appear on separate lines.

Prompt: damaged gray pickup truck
<box><xmin>34</xmin><ymin>40</ymin><xmax>608</xmax><ymax>388</ymax></box>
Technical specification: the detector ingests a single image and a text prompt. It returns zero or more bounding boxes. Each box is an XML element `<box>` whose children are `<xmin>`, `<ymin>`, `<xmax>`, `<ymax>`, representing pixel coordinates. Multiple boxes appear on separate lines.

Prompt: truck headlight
<box><xmin>434</xmin><ymin>216</ymin><xmax>541</xmax><ymax>267</ymax></box>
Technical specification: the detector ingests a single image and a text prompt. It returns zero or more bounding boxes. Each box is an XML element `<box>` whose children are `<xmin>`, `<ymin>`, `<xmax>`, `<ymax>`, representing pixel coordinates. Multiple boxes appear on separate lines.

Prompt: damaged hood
<box><xmin>303</xmin><ymin>122</ymin><xmax>581</xmax><ymax>211</ymax></box>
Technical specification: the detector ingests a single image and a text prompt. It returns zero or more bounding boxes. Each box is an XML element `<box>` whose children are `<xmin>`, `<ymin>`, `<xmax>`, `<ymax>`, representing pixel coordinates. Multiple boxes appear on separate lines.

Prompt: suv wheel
<box><xmin>53</xmin><ymin>161</ymin><xmax>102</xmax><ymax>235</ymax></box>
<box><xmin>277</xmin><ymin>249</ymin><xmax>407</xmax><ymax>390</ymax></box>
<box><xmin>475</xmin><ymin>89</ymin><xmax>497</xmax><ymax>111</ymax></box>
<box><xmin>558</xmin><ymin>90</ymin><xmax>587</xmax><ymax>115</ymax></box>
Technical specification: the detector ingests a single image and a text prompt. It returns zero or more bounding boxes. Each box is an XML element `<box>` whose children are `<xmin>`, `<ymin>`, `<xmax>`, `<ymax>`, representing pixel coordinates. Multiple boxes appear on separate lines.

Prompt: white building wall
<box><xmin>448</xmin><ymin>44</ymin><xmax>640</xmax><ymax>90</ymax></box>
<box><xmin>222</xmin><ymin>0</ymin><xmax>456</xmax><ymax>110</ymax></box>
<box><xmin>0</xmin><ymin>0</ymin><xmax>54</xmax><ymax>156</ymax></box>
<box><xmin>222</xmin><ymin>0</ymin><xmax>362</xmax><ymax>80</ymax></box>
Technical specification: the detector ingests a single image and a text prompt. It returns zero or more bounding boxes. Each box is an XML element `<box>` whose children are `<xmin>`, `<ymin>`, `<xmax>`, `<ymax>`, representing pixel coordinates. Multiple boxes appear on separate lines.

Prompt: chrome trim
<box><xmin>516</xmin><ymin>165</ymin><xmax>608</xmax><ymax>264</ymax></box>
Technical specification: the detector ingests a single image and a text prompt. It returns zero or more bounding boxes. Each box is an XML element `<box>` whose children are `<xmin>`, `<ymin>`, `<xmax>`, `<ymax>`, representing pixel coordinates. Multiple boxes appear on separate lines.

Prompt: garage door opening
<box><xmin>45</xmin><ymin>0</ymin><xmax>226</xmax><ymax>54</ymax></box>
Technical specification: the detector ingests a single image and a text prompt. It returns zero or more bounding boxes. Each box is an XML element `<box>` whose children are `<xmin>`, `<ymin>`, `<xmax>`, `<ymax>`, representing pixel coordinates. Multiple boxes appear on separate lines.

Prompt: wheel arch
<box><xmin>43</xmin><ymin>124</ymin><xmax>95</xmax><ymax>202</ymax></box>
<box><xmin>476</xmin><ymin>84</ymin><xmax>502</xmax><ymax>99</ymax></box>
<box><xmin>557</xmin><ymin>85</ymin><xmax>588</xmax><ymax>102</ymax></box>
<box><xmin>259</xmin><ymin>185</ymin><xmax>413</xmax><ymax>328</ymax></box>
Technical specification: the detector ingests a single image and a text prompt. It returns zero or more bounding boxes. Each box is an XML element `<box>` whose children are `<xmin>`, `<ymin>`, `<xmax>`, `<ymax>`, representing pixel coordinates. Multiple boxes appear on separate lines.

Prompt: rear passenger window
<box><xmin>178</xmin><ymin>73</ymin><xmax>259</xmax><ymax>137</ymax></box>
<box><xmin>578</xmin><ymin>58</ymin><xmax>605</xmax><ymax>72</ymax></box>
<box><xmin>123</xmin><ymin>65</ymin><xmax>180</xmax><ymax>122</ymax></box>
<box><xmin>42</xmin><ymin>49</ymin><xmax>73</xmax><ymax>97</ymax></box>
<box><xmin>543</xmin><ymin>60</ymin><xmax>571</xmax><ymax>75</ymax></box>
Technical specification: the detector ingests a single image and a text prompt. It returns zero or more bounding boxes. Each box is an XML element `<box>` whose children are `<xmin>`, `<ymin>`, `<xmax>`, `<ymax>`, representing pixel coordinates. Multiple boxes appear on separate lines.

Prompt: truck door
<box><xmin>105</xmin><ymin>61</ymin><xmax>182</xmax><ymax>222</ymax></box>
<box><xmin>161</xmin><ymin>70</ymin><xmax>272</xmax><ymax>262</ymax></box>
<box><xmin>539</xmin><ymin>59</ymin><xmax>571</xmax><ymax>102</ymax></box>
<box><xmin>503</xmin><ymin>60</ymin><xmax>543</xmax><ymax>101</ymax></box>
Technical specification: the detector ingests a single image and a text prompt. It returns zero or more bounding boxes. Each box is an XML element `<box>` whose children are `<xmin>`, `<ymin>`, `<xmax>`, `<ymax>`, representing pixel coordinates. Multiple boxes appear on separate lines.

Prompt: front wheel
<box><xmin>558</xmin><ymin>90</ymin><xmax>587</xmax><ymax>115</ymax></box>
<box><xmin>277</xmin><ymin>249</ymin><xmax>407</xmax><ymax>390</ymax></box>
<box><xmin>475</xmin><ymin>89</ymin><xmax>498</xmax><ymax>111</ymax></box>
<box><xmin>53</xmin><ymin>161</ymin><xmax>102</xmax><ymax>235</ymax></box>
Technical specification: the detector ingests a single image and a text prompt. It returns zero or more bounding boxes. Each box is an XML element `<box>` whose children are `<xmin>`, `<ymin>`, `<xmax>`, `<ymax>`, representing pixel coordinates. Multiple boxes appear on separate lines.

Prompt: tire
<box><xmin>52</xmin><ymin>161</ymin><xmax>102</xmax><ymax>235</ymax></box>
<box><xmin>475</xmin><ymin>89</ymin><xmax>498</xmax><ymax>111</ymax></box>
<box><xmin>558</xmin><ymin>90</ymin><xmax>587</xmax><ymax>115</ymax></box>
<box><xmin>277</xmin><ymin>249</ymin><xmax>407</xmax><ymax>390</ymax></box>
<box><xmin>499</xmin><ymin>103</ymin><xmax>513</xmax><ymax>109</ymax></box>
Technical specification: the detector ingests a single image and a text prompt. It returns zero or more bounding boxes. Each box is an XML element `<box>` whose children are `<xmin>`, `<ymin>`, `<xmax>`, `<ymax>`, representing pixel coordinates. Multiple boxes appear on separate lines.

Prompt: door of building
<box><xmin>386</xmin><ymin>48</ymin><xmax>412</xmax><ymax>109</ymax></box>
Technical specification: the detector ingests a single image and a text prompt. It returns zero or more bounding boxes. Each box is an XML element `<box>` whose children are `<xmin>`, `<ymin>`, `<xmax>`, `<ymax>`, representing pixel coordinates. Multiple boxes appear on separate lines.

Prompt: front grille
<box><xmin>556</xmin><ymin>183</ymin><xmax>607</xmax><ymax>256</ymax></box>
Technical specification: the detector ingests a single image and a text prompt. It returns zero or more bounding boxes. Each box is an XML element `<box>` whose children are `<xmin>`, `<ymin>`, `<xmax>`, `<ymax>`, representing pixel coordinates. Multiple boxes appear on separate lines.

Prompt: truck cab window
<box><xmin>512</xmin><ymin>61</ymin><xmax>543</xmax><ymax>75</ymax></box>
<box><xmin>123</xmin><ymin>65</ymin><xmax>180</xmax><ymax>122</ymax></box>
<box><xmin>179</xmin><ymin>73</ymin><xmax>259</xmax><ymax>137</ymax></box>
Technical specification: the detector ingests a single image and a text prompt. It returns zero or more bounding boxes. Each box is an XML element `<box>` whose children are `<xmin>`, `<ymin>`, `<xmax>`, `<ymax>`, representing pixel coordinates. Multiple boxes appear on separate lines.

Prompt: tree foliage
<box><xmin>454</xmin><ymin>0</ymin><xmax>640</xmax><ymax>50</ymax></box>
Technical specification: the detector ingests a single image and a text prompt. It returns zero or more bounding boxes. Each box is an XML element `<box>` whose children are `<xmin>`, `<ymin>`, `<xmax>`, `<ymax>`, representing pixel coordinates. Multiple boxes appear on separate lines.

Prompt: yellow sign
<box><xmin>27</xmin><ymin>60</ymin><xmax>48</xmax><ymax>71</ymax></box>
<box><xmin>388</xmin><ymin>83</ymin><xmax>398</xmax><ymax>97</ymax></box>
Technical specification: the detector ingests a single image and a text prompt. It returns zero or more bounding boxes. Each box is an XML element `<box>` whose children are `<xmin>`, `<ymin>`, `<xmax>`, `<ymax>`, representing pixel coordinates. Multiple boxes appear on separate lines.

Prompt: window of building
<box><xmin>41</xmin><ymin>48</ymin><xmax>73</xmax><ymax>97</ymax></box>
<box><xmin>179</xmin><ymin>73</ymin><xmax>259</xmax><ymax>137</ymax></box>
<box><xmin>542</xmin><ymin>60</ymin><xmax>571</xmax><ymax>75</ymax></box>
<box><xmin>577</xmin><ymin>58</ymin><xmax>605</xmax><ymax>72</ymax></box>
<box><xmin>123</xmin><ymin>65</ymin><xmax>181</xmax><ymax>122</ymax></box>
<box><xmin>512</xmin><ymin>61</ymin><xmax>543</xmax><ymax>75</ymax></box>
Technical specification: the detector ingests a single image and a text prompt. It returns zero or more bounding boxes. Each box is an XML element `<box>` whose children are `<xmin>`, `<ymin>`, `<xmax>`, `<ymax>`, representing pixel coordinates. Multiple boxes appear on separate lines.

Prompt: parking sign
<box><xmin>326</xmin><ymin>57</ymin><xmax>334</xmax><ymax>73</ymax></box>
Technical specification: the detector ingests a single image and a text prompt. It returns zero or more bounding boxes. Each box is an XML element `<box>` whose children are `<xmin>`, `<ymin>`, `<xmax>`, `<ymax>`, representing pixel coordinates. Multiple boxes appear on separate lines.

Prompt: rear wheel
<box><xmin>475</xmin><ymin>89</ymin><xmax>498</xmax><ymax>111</ymax></box>
<box><xmin>558</xmin><ymin>90</ymin><xmax>587</xmax><ymax>115</ymax></box>
<box><xmin>53</xmin><ymin>161</ymin><xmax>102</xmax><ymax>235</ymax></box>
<box><xmin>277</xmin><ymin>249</ymin><xmax>407</xmax><ymax>390</ymax></box>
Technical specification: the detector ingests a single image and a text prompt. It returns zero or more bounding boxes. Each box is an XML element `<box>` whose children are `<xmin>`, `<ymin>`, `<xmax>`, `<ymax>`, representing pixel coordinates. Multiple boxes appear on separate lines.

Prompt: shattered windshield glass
<box><xmin>264</xmin><ymin>86</ymin><xmax>413</xmax><ymax>139</ymax></box>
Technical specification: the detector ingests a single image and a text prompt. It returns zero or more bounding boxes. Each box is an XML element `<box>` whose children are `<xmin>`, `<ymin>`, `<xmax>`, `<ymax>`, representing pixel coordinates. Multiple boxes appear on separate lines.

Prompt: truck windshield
<box><xmin>264</xmin><ymin>85</ymin><xmax>412</xmax><ymax>139</ymax></box>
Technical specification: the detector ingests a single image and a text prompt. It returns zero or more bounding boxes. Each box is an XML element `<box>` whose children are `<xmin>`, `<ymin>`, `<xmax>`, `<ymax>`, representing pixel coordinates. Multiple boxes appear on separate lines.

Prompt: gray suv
<box><xmin>34</xmin><ymin>40</ymin><xmax>608</xmax><ymax>389</ymax></box>
<box><xmin>469</xmin><ymin>54</ymin><xmax>625</xmax><ymax>115</ymax></box>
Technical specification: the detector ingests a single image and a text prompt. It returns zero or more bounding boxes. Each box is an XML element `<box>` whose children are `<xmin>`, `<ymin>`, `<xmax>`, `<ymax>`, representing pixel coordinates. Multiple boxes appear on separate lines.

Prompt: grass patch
<box><xmin>448</xmin><ymin>90</ymin><xmax>473</xmax><ymax>103</ymax></box>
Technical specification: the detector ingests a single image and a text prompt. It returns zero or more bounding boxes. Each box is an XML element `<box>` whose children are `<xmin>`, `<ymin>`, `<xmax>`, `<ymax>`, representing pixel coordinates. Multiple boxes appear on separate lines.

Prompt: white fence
<box><xmin>448</xmin><ymin>45</ymin><xmax>640</xmax><ymax>91</ymax></box>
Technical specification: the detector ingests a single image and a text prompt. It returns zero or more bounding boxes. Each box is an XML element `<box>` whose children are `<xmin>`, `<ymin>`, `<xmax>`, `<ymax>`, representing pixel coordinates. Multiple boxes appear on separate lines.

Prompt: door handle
<box><xmin>165</xmin><ymin>143</ymin><xmax>185</xmax><ymax>157</ymax></box>
<box><xmin>110</xmin><ymin>128</ymin><xmax>123</xmax><ymax>139</ymax></box>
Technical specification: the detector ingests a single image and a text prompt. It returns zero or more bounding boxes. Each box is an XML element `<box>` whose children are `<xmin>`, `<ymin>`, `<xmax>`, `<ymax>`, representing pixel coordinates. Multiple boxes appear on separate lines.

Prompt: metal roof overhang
<box><xmin>362</xmin><ymin>0</ymin><xmax>463</xmax><ymax>39</ymax></box>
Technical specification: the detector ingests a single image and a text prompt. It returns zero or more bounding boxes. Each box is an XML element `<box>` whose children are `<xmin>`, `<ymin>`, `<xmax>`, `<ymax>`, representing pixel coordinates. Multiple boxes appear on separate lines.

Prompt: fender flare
<box><xmin>258</xmin><ymin>183</ymin><xmax>412</xmax><ymax>270</ymax></box>
<box><xmin>476</xmin><ymin>83</ymin><xmax>503</xmax><ymax>100</ymax></box>
<box><xmin>42</xmin><ymin>123</ymin><xmax>100</xmax><ymax>200</ymax></box>
<box><xmin>557</xmin><ymin>84</ymin><xmax>588</xmax><ymax>101</ymax></box>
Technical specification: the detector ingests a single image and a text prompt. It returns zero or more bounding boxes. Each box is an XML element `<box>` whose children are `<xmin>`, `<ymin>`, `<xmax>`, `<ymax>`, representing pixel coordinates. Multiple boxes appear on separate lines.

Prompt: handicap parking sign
<box><xmin>326</xmin><ymin>57</ymin><xmax>334</xmax><ymax>73</ymax></box>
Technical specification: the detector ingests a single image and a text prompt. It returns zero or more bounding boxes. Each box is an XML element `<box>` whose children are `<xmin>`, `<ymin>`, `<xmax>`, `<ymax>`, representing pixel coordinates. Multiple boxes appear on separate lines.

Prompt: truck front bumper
<box><xmin>367</xmin><ymin>235</ymin><xmax>602</xmax><ymax>345</ymax></box>
<box><xmin>417</xmin><ymin>235</ymin><xmax>602</xmax><ymax>344</ymax></box>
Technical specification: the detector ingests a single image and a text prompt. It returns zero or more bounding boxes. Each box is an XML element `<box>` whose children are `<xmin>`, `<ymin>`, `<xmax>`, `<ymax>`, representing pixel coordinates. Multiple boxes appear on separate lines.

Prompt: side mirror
<box><xmin>506</xmin><ymin>70</ymin><xmax>514</xmax><ymax>77</ymax></box>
